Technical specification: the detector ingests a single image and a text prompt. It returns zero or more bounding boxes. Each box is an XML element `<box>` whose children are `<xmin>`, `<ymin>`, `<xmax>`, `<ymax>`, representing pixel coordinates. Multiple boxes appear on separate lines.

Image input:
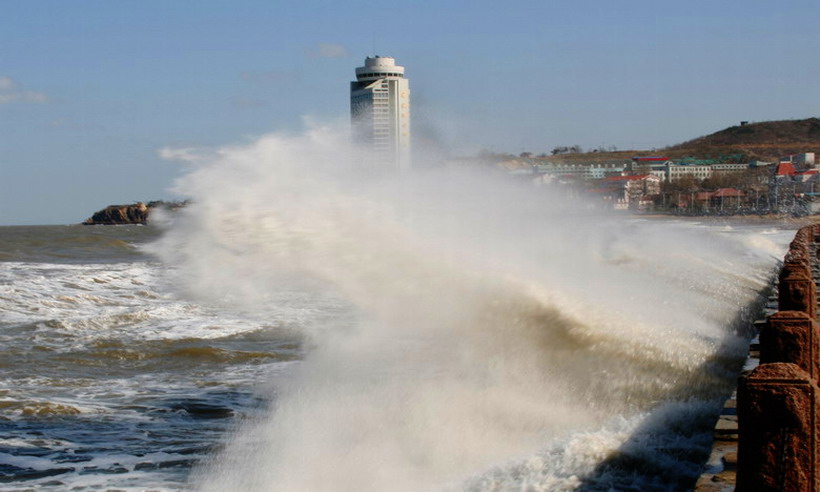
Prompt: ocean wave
<box><xmin>0</xmin><ymin>400</ymin><xmax>85</xmax><ymax>417</ymax></box>
<box><xmin>0</xmin><ymin>225</ymin><xmax>155</xmax><ymax>264</ymax></box>
<box><xmin>152</xmin><ymin>127</ymin><xmax>793</xmax><ymax>491</ymax></box>
<box><xmin>0</xmin><ymin>261</ymin><xmax>328</xmax><ymax>351</ymax></box>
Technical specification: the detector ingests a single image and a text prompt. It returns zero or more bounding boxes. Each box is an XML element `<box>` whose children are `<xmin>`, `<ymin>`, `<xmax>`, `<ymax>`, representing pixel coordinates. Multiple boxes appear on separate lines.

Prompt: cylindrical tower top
<box><xmin>355</xmin><ymin>56</ymin><xmax>405</xmax><ymax>81</ymax></box>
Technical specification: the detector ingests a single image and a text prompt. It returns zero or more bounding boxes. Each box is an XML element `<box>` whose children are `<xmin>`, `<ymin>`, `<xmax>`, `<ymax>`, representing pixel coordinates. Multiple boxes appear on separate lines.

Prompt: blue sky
<box><xmin>1</xmin><ymin>0</ymin><xmax>818</xmax><ymax>225</ymax></box>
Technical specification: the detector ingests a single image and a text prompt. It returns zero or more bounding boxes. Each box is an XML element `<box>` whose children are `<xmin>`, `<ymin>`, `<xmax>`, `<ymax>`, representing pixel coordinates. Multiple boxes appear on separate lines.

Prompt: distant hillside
<box><xmin>482</xmin><ymin>117</ymin><xmax>820</xmax><ymax>165</ymax></box>
<box><xmin>664</xmin><ymin>117</ymin><xmax>820</xmax><ymax>161</ymax></box>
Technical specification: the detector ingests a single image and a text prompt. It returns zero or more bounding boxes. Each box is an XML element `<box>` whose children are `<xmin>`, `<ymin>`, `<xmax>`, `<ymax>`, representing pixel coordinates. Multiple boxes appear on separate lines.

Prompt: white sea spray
<box><xmin>145</xmin><ymin>122</ymin><xmax>793</xmax><ymax>491</ymax></box>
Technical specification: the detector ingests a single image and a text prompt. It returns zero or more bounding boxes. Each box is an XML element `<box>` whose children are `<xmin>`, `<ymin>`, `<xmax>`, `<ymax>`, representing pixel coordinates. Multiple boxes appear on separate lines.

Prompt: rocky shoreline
<box><xmin>82</xmin><ymin>201</ymin><xmax>186</xmax><ymax>225</ymax></box>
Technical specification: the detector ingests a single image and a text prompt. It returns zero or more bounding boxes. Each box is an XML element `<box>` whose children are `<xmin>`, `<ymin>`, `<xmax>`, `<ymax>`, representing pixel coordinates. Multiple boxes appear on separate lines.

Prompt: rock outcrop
<box><xmin>82</xmin><ymin>201</ymin><xmax>186</xmax><ymax>225</ymax></box>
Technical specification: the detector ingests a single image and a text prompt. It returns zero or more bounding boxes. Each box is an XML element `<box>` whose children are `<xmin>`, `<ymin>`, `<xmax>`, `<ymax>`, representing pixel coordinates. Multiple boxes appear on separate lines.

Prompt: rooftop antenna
<box><xmin>372</xmin><ymin>37</ymin><xmax>377</xmax><ymax>56</ymax></box>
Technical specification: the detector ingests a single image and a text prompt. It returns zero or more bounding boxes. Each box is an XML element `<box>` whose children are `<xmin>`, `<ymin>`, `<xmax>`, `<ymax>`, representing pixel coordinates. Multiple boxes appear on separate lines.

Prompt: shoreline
<box><xmin>636</xmin><ymin>213</ymin><xmax>819</xmax><ymax>226</ymax></box>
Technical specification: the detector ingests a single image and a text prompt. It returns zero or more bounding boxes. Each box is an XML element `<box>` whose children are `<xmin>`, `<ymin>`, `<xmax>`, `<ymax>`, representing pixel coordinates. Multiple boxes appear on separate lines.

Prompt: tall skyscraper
<box><xmin>350</xmin><ymin>56</ymin><xmax>411</xmax><ymax>171</ymax></box>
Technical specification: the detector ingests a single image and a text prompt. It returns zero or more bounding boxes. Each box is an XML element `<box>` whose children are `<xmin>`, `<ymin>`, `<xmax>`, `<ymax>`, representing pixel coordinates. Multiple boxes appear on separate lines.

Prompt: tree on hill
<box><xmin>551</xmin><ymin>145</ymin><xmax>583</xmax><ymax>155</ymax></box>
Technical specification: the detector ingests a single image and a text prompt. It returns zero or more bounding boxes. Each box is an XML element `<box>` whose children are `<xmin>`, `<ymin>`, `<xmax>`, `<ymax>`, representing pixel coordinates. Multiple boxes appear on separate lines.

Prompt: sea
<box><xmin>0</xmin><ymin>128</ymin><xmax>802</xmax><ymax>491</ymax></box>
<box><xmin>0</xmin><ymin>217</ymin><xmax>797</xmax><ymax>492</ymax></box>
<box><xmin>0</xmin><ymin>224</ymin><xmax>311</xmax><ymax>490</ymax></box>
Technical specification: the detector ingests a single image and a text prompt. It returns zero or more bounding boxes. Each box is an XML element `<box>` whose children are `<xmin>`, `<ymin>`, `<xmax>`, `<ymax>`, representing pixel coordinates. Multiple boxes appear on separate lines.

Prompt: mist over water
<box><xmin>151</xmin><ymin>123</ymin><xmax>789</xmax><ymax>490</ymax></box>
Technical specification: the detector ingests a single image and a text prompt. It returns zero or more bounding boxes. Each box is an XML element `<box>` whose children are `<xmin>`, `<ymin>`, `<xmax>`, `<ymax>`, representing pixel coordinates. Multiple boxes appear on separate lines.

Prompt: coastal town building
<box><xmin>495</xmin><ymin>159</ymin><xmax>626</xmax><ymax>180</ymax></box>
<box><xmin>596</xmin><ymin>174</ymin><xmax>661</xmax><ymax>210</ymax></box>
<box><xmin>781</xmin><ymin>152</ymin><xmax>816</xmax><ymax>167</ymax></box>
<box><xmin>795</xmin><ymin>169</ymin><xmax>820</xmax><ymax>182</ymax></box>
<box><xmin>534</xmin><ymin>162</ymin><xmax>624</xmax><ymax>179</ymax></box>
<box><xmin>666</xmin><ymin>164</ymin><xmax>713</xmax><ymax>182</ymax></box>
<box><xmin>711</xmin><ymin>163</ymin><xmax>750</xmax><ymax>173</ymax></box>
<box><xmin>630</xmin><ymin>156</ymin><xmax>671</xmax><ymax>174</ymax></box>
<box><xmin>350</xmin><ymin>56</ymin><xmax>411</xmax><ymax>171</ymax></box>
<box><xmin>485</xmin><ymin>146</ymin><xmax>820</xmax><ymax>213</ymax></box>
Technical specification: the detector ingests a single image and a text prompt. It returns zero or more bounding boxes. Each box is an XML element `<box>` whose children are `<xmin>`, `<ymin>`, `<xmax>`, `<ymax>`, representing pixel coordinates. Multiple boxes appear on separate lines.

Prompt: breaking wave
<box><xmin>146</xmin><ymin>123</ymin><xmax>789</xmax><ymax>491</ymax></box>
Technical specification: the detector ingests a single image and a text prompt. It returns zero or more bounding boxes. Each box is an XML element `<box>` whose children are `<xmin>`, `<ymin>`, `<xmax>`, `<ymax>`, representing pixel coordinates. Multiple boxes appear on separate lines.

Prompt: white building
<box><xmin>663</xmin><ymin>162</ymin><xmax>748</xmax><ymax>182</ymax></box>
<box><xmin>350</xmin><ymin>56</ymin><xmax>411</xmax><ymax>171</ymax></box>
<box><xmin>533</xmin><ymin>162</ymin><xmax>625</xmax><ymax>180</ymax></box>
<box><xmin>666</xmin><ymin>164</ymin><xmax>713</xmax><ymax>182</ymax></box>
<box><xmin>712</xmin><ymin>163</ymin><xmax>750</xmax><ymax>173</ymax></box>
<box><xmin>793</xmin><ymin>153</ymin><xmax>816</xmax><ymax>167</ymax></box>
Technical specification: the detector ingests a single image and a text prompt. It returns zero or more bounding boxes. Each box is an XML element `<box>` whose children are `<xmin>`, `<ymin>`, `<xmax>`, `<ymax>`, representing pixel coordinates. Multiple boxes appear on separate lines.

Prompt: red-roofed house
<box><xmin>795</xmin><ymin>169</ymin><xmax>819</xmax><ymax>182</ymax></box>
<box><xmin>693</xmin><ymin>188</ymin><xmax>746</xmax><ymax>210</ymax></box>
<box><xmin>713</xmin><ymin>188</ymin><xmax>745</xmax><ymax>210</ymax></box>
<box><xmin>712</xmin><ymin>188</ymin><xmax>745</xmax><ymax>198</ymax></box>
<box><xmin>776</xmin><ymin>162</ymin><xmax>797</xmax><ymax>177</ymax></box>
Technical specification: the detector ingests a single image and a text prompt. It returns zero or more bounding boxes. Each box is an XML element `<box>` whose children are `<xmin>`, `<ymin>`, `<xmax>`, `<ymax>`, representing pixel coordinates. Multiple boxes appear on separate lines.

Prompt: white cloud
<box><xmin>159</xmin><ymin>147</ymin><xmax>198</xmax><ymax>162</ymax></box>
<box><xmin>0</xmin><ymin>76</ymin><xmax>49</xmax><ymax>104</ymax></box>
<box><xmin>159</xmin><ymin>146</ymin><xmax>219</xmax><ymax>164</ymax></box>
<box><xmin>308</xmin><ymin>43</ymin><xmax>349</xmax><ymax>58</ymax></box>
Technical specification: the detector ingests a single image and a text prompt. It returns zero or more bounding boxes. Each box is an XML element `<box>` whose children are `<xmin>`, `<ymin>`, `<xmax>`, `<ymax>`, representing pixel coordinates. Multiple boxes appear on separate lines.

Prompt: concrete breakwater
<box><xmin>697</xmin><ymin>223</ymin><xmax>820</xmax><ymax>491</ymax></box>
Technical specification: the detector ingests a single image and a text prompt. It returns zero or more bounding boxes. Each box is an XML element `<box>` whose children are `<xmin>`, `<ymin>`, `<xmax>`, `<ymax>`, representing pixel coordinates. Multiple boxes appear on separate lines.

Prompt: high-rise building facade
<box><xmin>350</xmin><ymin>56</ymin><xmax>411</xmax><ymax>170</ymax></box>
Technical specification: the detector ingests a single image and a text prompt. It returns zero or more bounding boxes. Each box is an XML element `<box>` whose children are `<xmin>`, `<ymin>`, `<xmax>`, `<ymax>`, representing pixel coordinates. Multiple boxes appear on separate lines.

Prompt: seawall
<box><xmin>696</xmin><ymin>223</ymin><xmax>820</xmax><ymax>491</ymax></box>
